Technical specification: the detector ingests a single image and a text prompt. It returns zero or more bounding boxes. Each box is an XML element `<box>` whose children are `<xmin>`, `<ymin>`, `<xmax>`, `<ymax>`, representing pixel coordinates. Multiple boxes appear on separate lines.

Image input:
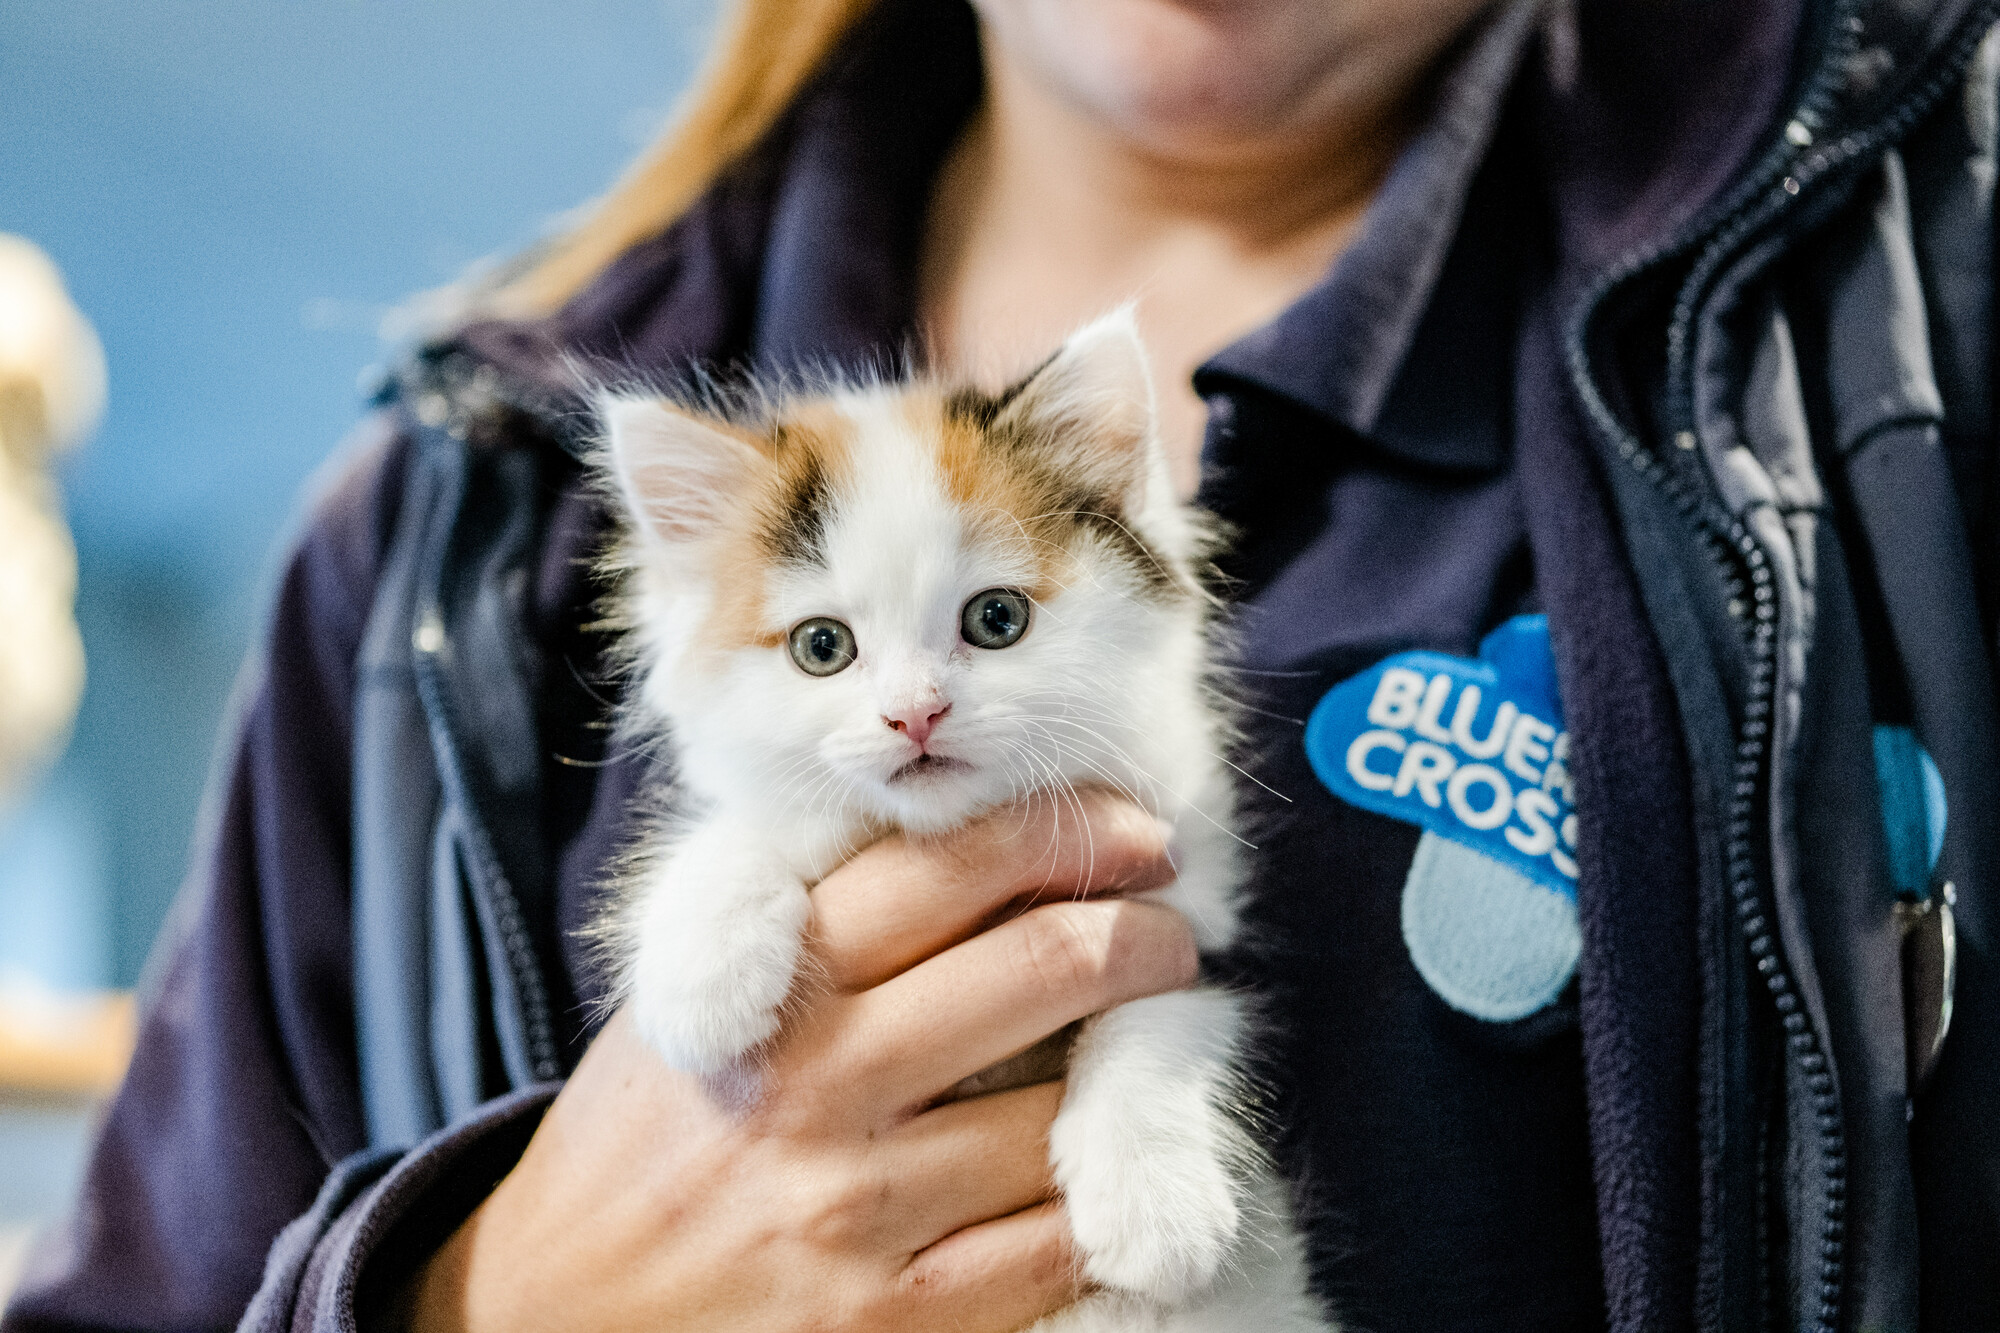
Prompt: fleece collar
<box><xmin>452</xmin><ymin>0</ymin><xmax>1539</xmax><ymax>482</ymax></box>
<box><xmin>748</xmin><ymin>0</ymin><xmax>1542</xmax><ymax>487</ymax></box>
<box><xmin>445</xmin><ymin>0</ymin><xmax>1988</xmax><ymax>457</ymax></box>
<box><xmin>1195</xmin><ymin>0</ymin><xmax>1541</xmax><ymax>476</ymax></box>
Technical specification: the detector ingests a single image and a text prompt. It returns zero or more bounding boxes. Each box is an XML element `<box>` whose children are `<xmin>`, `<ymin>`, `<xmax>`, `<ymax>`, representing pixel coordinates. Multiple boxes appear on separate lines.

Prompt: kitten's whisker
<box><xmin>1018</xmin><ymin>701</ymin><xmax>1288</xmax><ymax>812</ymax></box>
<box><xmin>1004</xmin><ymin>741</ymin><xmax>1071</xmax><ymax>892</ymax></box>
<box><xmin>1022</xmin><ymin>731</ymin><xmax>1151</xmax><ymax>818</ymax></box>
<box><xmin>1004</xmin><ymin>737</ymin><xmax>1089</xmax><ymax>900</ymax></box>
<box><xmin>1022</xmin><ymin>716</ymin><xmax>1254</xmax><ymax>849</ymax></box>
<box><xmin>1004</xmin><ymin>724</ymin><xmax>1137</xmax><ymax>903</ymax></box>
<box><xmin>549</xmin><ymin>751</ymin><xmax>622</xmax><ymax>769</ymax></box>
<box><xmin>562</xmin><ymin>652</ymin><xmax>621</xmax><ymax>712</ymax></box>
<box><xmin>1212</xmin><ymin>754</ymin><xmax>1292</xmax><ymax>803</ymax></box>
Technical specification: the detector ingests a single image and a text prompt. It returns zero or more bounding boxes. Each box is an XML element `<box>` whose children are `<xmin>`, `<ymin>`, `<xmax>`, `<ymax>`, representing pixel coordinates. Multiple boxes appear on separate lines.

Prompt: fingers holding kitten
<box><xmin>876</xmin><ymin>1079</ymin><xmax>1065</xmax><ymax>1249</ymax></box>
<box><xmin>895</xmin><ymin>1201</ymin><xmax>1086</xmax><ymax>1333</ymax></box>
<box><xmin>811</xmin><ymin>790</ymin><xmax>1179</xmax><ymax>993</ymax></box>
<box><xmin>836</xmin><ymin>897</ymin><xmax>1198</xmax><ymax>1113</ymax></box>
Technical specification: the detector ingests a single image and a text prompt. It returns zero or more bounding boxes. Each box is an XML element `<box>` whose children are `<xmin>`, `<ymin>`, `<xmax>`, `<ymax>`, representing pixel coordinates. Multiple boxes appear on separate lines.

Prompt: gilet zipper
<box><xmin>1560</xmin><ymin>3</ymin><xmax>2000</xmax><ymax>1327</ymax></box>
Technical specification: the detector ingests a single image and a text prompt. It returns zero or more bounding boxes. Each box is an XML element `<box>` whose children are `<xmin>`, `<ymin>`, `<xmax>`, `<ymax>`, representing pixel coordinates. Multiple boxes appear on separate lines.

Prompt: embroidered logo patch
<box><xmin>1305</xmin><ymin>615</ymin><xmax>1582</xmax><ymax>1022</ymax></box>
<box><xmin>1305</xmin><ymin>615</ymin><xmax>1578</xmax><ymax>894</ymax></box>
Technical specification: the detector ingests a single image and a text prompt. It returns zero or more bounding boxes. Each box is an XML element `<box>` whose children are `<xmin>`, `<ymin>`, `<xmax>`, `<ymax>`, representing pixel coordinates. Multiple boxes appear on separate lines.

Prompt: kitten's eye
<box><xmin>961</xmin><ymin>588</ymin><xmax>1031</xmax><ymax>649</ymax></box>
<box><xmin>787</xmin><ymin>618</ymin><xmax>856</xmax><ymax>676</ymax></box>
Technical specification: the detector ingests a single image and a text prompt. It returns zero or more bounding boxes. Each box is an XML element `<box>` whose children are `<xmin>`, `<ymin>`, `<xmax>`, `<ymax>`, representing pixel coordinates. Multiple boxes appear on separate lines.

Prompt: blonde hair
<box><xmin>486</xmin><ymin>0</ymin><xmax>884</xmax><ymax>319</ymax></box>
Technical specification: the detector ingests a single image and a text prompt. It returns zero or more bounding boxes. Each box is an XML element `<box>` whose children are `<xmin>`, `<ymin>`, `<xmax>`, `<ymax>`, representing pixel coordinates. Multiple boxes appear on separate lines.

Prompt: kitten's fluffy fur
<box><xmin>595</xmin><ymin>313</ymin><xmax>1329</xmax><ymax>1331</ymax></box>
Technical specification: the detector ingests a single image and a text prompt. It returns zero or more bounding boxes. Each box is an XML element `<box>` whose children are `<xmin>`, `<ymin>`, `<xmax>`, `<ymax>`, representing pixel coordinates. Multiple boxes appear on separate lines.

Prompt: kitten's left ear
<box><xmin>994</xmin><ymin>308</ymin><xmax>1159</xmax><ymax>497</ymax></box>
<box><xmin>597</xmin><ymin>392</ymin><xmax>766</xmax><ymax>555</ymax></box>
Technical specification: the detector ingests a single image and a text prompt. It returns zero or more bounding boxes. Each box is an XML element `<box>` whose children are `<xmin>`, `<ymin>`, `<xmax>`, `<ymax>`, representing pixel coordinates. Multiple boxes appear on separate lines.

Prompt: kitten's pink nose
<box><xmin>884</xmin><ymin>702</ymin><xmax>951</xmax><ymax>749</ymax></box>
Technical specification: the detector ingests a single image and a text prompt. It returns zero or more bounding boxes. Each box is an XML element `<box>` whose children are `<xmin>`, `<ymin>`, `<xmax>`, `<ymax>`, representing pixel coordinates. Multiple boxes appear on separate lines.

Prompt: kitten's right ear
<box><xmin>990</xmin><ymin>308</ymin><xmax>1157</xmax><ymax>503</ymax></box>
<box><xmin>599</xmin><ymin>394</ymin><xmax>764</xmax><ymax>550</ymax></box>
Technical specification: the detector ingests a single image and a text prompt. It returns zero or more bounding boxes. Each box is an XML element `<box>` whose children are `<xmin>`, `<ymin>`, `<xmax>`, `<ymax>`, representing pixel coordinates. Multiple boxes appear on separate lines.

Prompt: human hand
<box><xmin>405</xmin><ymin>792</ymin><xmax>1191</xmax><ymax>1333</ymax></box>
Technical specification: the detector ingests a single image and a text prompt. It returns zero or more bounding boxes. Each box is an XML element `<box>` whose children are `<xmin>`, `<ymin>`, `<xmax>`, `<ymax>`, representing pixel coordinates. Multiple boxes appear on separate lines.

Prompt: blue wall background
<box><xmin>0</xmin><ymin>0</ymin><xmax>717</xmax><ymax>990</ymax></box>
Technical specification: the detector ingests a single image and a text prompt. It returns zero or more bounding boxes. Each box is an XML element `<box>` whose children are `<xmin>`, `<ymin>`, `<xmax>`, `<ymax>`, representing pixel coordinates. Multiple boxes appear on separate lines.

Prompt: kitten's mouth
<box><xmin>888</xmin><ymin>753</ymin><xmax>972</xmax><ymax>784</ymax></box>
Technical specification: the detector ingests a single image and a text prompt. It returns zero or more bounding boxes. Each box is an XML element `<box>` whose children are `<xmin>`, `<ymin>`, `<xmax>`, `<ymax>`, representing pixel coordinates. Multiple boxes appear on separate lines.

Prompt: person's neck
<box><xmin>920</xmin><ymin>41</ymin><xmax>1419</xmax><ymax>493</ymax></box>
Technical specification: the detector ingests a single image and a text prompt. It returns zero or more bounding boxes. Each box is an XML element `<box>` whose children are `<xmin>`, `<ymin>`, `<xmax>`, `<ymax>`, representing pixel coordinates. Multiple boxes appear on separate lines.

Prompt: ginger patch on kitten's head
<box><xmin>597</xmin><ymin>311</ymin><xmax>1211</xmax><ymax>833</ymax></box>
<box><xmin>930</xmin><ymin>313</ymin><xmax>1189</xmax><ymax>605</ymax></box>
<box><xmin>599</xmin><ymin>393</ymin><xmax>859</xmax><ymax>660</ymax></box>
<box><xmin>753</xmin><ymin>402</ymin><xmax>854</xmax><ymax>569</ymax></box>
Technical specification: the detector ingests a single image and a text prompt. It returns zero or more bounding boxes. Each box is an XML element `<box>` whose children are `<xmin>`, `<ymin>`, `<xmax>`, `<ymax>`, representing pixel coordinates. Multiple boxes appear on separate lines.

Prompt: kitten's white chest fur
<box><xmin>598</xmin><ymin>313</ymin><xmax>1332</xmax><ymax>1332</ymax></box>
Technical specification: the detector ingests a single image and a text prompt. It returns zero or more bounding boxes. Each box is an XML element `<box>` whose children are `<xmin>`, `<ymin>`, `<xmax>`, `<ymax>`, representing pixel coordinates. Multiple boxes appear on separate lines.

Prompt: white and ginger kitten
<box><xmin>594</xmin><ymin>313</ymin><xmax>1330</xmax><ymax>1332</ymax></box>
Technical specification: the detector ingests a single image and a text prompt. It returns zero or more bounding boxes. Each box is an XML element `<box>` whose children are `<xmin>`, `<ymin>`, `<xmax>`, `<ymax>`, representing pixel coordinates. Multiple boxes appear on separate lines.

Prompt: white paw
<box><xmin>1051</xmin><ymin>993</ymin><xmax>1250</xmax><ymax>1303</ymax></box>
<box><xmin>1062</xmin><ymin>1127</ymin><xmax>1240</xmax><ymax>1301</ymax></box>
<box><xmin>624</xmin><ymin>836</ymin><xmax>812</xmax><ymax>1073</ymax></box>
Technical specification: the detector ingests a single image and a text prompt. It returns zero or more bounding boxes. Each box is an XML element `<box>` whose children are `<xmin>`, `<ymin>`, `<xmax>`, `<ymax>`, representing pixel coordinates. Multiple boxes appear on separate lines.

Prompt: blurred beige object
<box><xmin>0</xmin><ymin>973</ymin><xmax>134</xmax><ymax>1099</ymax></box>
<box><xmin>0</xmin><ymin>1224</ymin><xmax>29</xmax><ymax>1306</ymax></box>
<box><xmin>0</xmin><ymin>234</ymin><xmax>103</xmax><ymax>810</ymax></box>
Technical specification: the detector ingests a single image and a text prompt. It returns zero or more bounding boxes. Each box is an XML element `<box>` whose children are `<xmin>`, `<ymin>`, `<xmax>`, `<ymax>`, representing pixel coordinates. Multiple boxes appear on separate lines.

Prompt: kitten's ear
<box><xmin>599</xmin><ymin>394</ymin><xmax>764</xmax><ymax>551</ymax></box>
<box><xmin>994</xmin><ymin>308</ymin><xmax>1158</xmax><ymax>494</ymax></box>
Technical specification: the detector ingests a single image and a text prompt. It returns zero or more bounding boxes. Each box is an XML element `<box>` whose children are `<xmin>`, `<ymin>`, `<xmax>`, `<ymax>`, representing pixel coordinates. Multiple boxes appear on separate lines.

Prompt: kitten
<box><xmin>594</xmin><ymin>312</ymin><xmax>1330</xmax><ymax>1332</ymax></box>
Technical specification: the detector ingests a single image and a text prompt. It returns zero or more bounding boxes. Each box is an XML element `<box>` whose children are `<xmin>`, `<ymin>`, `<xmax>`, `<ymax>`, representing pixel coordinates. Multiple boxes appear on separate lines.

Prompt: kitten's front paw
<box><xmin>1056</xmin><ymin>1102</ymin><xmax>1242</xmax><ymax>1301</ymax></box>
<box><xmin>1064</xmin><ymin>1128</ymin><xmax>1232</xmax><ymax>1296</ymax></box>
<box><xmin>625</xmin><ymin>839</ymin><xmax>812</xmax><ymax>1073</ymax></box>
<box><xmin>1051</xmin><ymin>998</ymin><xmax>1249</xmax><ymax>1303</ymax></box>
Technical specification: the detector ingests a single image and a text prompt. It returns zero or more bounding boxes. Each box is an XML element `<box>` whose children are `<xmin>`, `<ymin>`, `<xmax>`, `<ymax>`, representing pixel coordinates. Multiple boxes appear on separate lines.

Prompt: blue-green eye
<box><xmin>788</xmin><ymin>618</ymin><xmax>856</xmax><ymax>676</ymax></box>
<box><xmin>961</xmin><ymin>589</ymin><xmax>1031</xmax><ymax>649</ymax></box>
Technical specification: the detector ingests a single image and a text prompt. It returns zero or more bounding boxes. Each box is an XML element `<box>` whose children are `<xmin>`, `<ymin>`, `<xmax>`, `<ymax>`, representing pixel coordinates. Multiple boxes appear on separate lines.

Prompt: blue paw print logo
<box><xmin>1305</xmin><ymin>616</ymin><xmax>1580</xmax><ymax>1022</ymax></box>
